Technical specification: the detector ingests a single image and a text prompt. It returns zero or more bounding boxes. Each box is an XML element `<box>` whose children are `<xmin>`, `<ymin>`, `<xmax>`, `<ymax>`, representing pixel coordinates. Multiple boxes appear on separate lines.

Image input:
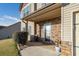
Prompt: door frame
<box><xmin>44</xmin><ymin>23</ymin><xmax>52</xmax><ymax>40</ymax></box>
<box><xmin>41</xmin><ymin>22</ymin><xmax>52</xmax><ymax>40</ymax></box>
<box><xmin>73</xmin><ymin>11</ymin><xmax>79</xmax><ymax>56</ymax></box>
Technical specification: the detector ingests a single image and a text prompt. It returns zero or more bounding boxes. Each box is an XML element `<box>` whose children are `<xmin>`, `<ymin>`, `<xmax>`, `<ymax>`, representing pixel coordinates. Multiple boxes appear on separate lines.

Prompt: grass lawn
<box><xmin>0</xmin><ymin>39</ymin><xmax>19</xmax><ymax>56</ymax></box>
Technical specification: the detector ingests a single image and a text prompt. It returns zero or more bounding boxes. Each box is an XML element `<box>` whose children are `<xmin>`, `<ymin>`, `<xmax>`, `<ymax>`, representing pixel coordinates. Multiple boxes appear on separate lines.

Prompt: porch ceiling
<box><xmin>22</xmin><ymin>3</ymin><xmax>61</xmax><ymax>22</ymax></box>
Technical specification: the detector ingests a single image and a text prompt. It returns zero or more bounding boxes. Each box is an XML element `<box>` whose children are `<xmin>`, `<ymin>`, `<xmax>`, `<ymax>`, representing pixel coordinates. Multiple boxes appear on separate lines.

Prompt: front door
<box><xmin>41</xmin><ymin>23</ymin><xmax>51</xmax><ymax>41</ymax></box>
<box><xmin>74</xmin><ymin>12</ymin><xmax>79</xmax><ymax>56</ymax></box>
<box><xmin>45</xmin><ymin>24</ymin><xmax>51</xmax><ymax>40</ymax></box>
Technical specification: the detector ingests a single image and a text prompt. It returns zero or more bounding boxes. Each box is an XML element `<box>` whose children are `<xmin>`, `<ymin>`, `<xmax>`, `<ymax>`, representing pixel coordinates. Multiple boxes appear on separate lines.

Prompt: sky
<box><xmin>0</xmin><ymin>3</ymin><xmax>20</xmax><ymax>26</ymax></box>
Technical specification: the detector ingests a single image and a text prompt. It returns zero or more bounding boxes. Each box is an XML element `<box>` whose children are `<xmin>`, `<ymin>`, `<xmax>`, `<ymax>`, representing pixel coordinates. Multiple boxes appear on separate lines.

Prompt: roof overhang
<box><xmin>22</xmin><ymin>3</ymin><xmax>61</xmax><ymax>22</ymax></box>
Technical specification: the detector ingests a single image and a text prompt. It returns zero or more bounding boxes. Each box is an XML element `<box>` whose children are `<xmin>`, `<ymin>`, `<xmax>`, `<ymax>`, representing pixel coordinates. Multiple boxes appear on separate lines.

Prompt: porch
<box><xmin>21</xmin><ymin>3</ymin><xmax>61</xmax><ymax>56</ymax></box>
<box><xmin>22</xmin><ymin>3</ymin><xmax>61</xmax><ymax>44</ymax></box>
<box><xmin>20</xmin><ymin>41</ymin><xmax>56</xmax><ymax>56</ymax></box>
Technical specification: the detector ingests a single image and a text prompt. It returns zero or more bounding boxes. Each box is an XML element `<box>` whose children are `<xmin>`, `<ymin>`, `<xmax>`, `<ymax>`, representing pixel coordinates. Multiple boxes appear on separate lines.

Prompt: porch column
<box><xmin>36</xmin><ymin>23</ymin><xmax>41</xmax><ymax>37</ymax></box>
<box><xmin>27</xmin><ymin>21</ymin><xmax>35</xmax><ymax>41</ymax></box>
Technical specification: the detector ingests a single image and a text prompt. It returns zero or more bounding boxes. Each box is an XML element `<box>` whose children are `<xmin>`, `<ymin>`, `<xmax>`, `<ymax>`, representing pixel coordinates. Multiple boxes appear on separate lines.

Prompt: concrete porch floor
<box><xmin>20</xmin><ymin>42</ymin><xmax>56</xmax><ymax>56</ymax></box>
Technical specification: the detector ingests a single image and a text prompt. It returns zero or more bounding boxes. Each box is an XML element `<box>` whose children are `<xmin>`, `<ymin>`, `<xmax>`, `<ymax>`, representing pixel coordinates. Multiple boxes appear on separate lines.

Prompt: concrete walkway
<box><xmin>20</xmin><ymin>46</ymin><xmax>56</xmax><ymax>56</ymax></box>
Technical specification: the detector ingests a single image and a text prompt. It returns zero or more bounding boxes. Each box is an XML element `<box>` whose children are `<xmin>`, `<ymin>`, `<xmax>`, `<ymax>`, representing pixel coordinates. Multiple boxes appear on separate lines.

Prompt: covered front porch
<box><xmin>20</xmin><ymin>41</ymin><xmax>55</xmax><ymax>56</ymax></box>
<box><xmin>22</xmin><ymin>3</ymin><xmax>61</xmax><ymax>43</ymax></box>
<box><xmin>21</xmin><ymin>3</ymin><xmax>61</xmax><ymax>56</ymax></box>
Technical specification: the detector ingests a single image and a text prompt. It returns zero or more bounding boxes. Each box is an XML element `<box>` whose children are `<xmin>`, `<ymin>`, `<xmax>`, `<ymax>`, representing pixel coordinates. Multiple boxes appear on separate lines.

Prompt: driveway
<box><xmin>20</xmin><ymin>42</ymin><xmax>56</xmax><ymax>56</ymax></box>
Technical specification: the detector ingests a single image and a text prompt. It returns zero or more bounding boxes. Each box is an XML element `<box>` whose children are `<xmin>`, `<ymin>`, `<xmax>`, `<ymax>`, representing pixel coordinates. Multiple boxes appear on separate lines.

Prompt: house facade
<box><xmin>20</xmin><ymin>3</ymin><xmax>79</xmax><ymax>56</ymax></box>
<box><xmin>0</xmin><ymin>22</ymin><xmax>21</xmax><ymax>39</ymax></box>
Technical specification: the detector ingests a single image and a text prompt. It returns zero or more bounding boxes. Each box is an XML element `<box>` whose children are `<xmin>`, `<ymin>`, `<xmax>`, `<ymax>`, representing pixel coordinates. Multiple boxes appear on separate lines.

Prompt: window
<box><xmin>42</xmin><ymin>3</ymin><xmax>52</xmax><ymax>7</ymax></box>
<box><xmin>45</xmin><ymin>23</ymin><xmax>51</xmax><ymax>39</ymax></box>
<box><xmin>23</xmin><ymin>5</ymin><xmax>31</xmax><ymax>17</ymax></box>
<box><xmin>41</xmin><ymin>23</ymin><xmax>51</xmax><ymax>40</ymax></box>
<box><xmin>34</xmin><ymin>3</ymin><xmax>37</xmax><ymax>11</ymax></box>
<box><xmin>42</xmin><ymin>3</ymin><xmax>47</xmax><ymax>7</ymax></box>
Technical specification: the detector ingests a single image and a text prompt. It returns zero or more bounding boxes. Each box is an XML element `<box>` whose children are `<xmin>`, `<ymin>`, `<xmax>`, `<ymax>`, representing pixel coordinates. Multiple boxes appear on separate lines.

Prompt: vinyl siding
<box><xmin>61</xmin><ymin>3</ymin><xmax>79</xmax><ymax>42</ymax></box>
<box><xmin>61</xmin><ymin>3</ymin><xmax>79</xmax><ymax>55</ymax></box>
<box><xmin>0</xmin><ymin>22</ymin><xmax>21</xmax><ymax>39</ymax></box>
<box><xmin>21</xmin><ymin>21</ymin><xmax>26</xmax><ymax>31</ymax></box>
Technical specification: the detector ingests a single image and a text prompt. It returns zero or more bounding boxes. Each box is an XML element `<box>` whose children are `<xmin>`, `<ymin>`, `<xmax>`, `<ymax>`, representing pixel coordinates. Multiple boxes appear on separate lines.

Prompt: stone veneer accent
<box><xmin>61</xmin><ymin>41</ymin><xmax>72</xmax><ymax>56</ymax></box>
<box><xmin>51</xmin><ymin>17</ymin><xmax>61</xmax><ymax>44</ymax></box>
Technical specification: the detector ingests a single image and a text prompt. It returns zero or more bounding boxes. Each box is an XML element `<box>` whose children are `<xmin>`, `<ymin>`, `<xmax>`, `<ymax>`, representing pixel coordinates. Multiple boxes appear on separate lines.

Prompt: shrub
<box><xmin>12</xmin><ymin>32</ymin><xmax>28</xmax><ymax>45</ymax></box>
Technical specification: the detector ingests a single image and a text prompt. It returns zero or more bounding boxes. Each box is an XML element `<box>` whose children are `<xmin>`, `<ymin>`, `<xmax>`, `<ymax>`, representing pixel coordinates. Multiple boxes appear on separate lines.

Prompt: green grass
<box><xmin>0</xmin><ymin>39</ymin><xmax>19</xmax><ymax>56</ymax></box>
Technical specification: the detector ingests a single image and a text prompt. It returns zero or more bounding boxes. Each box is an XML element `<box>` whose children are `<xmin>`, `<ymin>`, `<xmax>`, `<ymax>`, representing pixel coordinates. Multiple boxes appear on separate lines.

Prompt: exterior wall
<box><xmin>21</xmin><ymin>21</ymin><xmax>35</xmax><ymax>41</ymax></box>
<box><xmin>20</xmin><ymin>3</ymin><xmax>45</xmax><ymax>18</ymax></box>
<box><xmin>37</xmin><ymin>3</ymin><xmax>43</xmax><ymax>10</ymax></box>
<box><xmin>20</xmin><ymin>4</ymin><xmax>31</xmax><ymax>18</ymax></box>
<box><xmin>61</xmin><ymin>3</ymin><xmax>79</xmax><ymax>55</ymax></box>
<box><xmin>0</xmin><ymin>22</ymin><xmax>21</xmax><ymax>39</ymax></box>
<box><xmin>20</xmin><ymin>3</ymin><xmax>32</xmax><ymax>32</ymax></box>
<box><xmin>37</xmin><ymin>3</ymin><xmax>52</xmax><ymax>10</ymax></box>
<box><xmin>30</xmin><ymin>4</ymin><xmax>34</xmax><ymax>13</ymax></box>
<box><xmin>28</xmin><ymin>21</ymin><xmax>35</xmax><ymax>35</ymax></box>
<box><xmin>20</xmin><ymin>3</ymin><xmax>52</xmax><ymax>18</ymax></box>
<box><xmin>21</xmin><ymin>21</ymin><xmax>27</xmax><ymax>31</ymax></box>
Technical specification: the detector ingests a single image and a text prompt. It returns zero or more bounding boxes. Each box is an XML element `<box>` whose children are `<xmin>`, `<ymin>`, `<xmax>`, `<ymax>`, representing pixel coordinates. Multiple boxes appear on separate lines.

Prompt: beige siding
<box><xmin>61</xmin><ymin>3</ymin><xmax>79</xmax><ymax>55</ymax></box>
<box><xmin>37</xmin><ymin>3</ymin><xmax>42</xmax><ymax>10</ymax></box>
<box><xmin>21</xmin><ymin>21</ymin><xmax>26</xmax><ymax>31</ymax></box>
<box><xmin>28</xmin><ymin>21</ymin><xmax>35</xmax><ymax>35</ymax></box>
<box><xmin>30</xmin><ymin>4</ymin><xmax>34</xmax><ymax>13</ymax></box>
<box><xmin>27</xmin><ymin>21</ymin><xmax>35</xmax><ymax>41</ymax></box>
<box><xmin>61</xmin><ymin>3</ymin><xmax>79</xmax><ymax>42</ymax></box>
